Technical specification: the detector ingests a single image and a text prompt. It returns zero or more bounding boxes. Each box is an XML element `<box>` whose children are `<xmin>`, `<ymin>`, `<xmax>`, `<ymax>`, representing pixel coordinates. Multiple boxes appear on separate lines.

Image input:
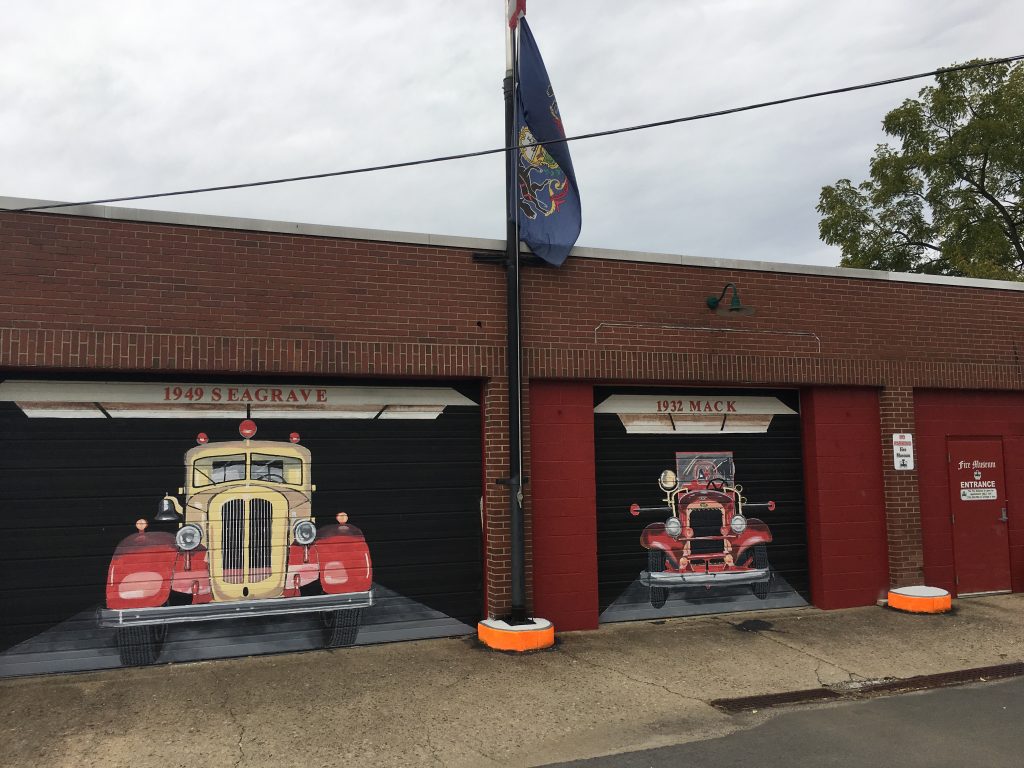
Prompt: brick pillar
<box><xmin>482</xmin><ymin>376</ymin><xmax>510</xmax><ymax>618</ymax></box>
<box><xmin>482</xmin><ymin>375</ymin><xmax>534</xmax><ymax>619</ymax></box>
<box><xmin>878</xmin><ymin>385</ymin><xmax>924</xmax><ymax>587</ymax></box>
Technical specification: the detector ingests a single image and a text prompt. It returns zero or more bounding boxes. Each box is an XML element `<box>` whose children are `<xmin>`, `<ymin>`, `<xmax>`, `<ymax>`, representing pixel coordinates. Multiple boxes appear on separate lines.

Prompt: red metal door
<box><xmin>947</xmin><ymin>439</ymin><xmax>1011</xmax><ymax>595</ymax></box>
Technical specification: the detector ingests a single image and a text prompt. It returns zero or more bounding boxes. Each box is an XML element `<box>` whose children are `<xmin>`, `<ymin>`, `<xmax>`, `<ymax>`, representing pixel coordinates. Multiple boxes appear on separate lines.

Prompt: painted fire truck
<box><xmin>98</xmin><ymin>419</ymin><xmax>373</xmax><ymax>665</ymax></box>
<box><xmin>629</xmin><ymin>452</ymin><xmax>775</xmax><ymax>608</ymax></box>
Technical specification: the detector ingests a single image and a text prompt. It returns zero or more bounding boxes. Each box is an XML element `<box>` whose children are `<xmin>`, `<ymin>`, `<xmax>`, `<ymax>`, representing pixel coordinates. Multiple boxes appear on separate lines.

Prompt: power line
<box><xmin>5</xmin><ymin>54</ymin><xmax>1023</xmax><ymax>214</ymax></box>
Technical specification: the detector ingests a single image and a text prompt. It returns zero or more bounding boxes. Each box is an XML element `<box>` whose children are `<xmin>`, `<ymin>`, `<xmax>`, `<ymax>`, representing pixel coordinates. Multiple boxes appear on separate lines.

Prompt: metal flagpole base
<box><xmin>477</xmin><ymin>617</ymin><xmax>554</xmax><ymax>652</ymax></box>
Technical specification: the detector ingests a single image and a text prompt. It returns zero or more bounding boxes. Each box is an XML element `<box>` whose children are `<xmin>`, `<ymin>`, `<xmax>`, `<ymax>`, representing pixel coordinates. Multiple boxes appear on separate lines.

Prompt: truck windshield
<box><xmin>193</xmin><ymin>454</ymin><xmax>246</xmax><ymax>487</ymax></box>
<box><xmin>251</xmin><ymin>453</ymin><xmax>303</xmax><ymax>484</ymax></box>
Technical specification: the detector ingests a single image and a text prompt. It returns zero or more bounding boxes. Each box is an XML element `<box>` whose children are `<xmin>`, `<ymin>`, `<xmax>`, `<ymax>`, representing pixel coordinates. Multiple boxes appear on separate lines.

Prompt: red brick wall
<box><xmin>3</xmin><ymin>209</ymin><xmax>1024</xmax><ymax>617</ymax></box>
<box><xmin>801</xmin><ymin>387</ymin><xmax>890</xmax><ymax>608</ymax></box>
<box><xmin>914</xmin><ymin>391</ymin><xmax>1024</xmax><ymax>594</ymax></box>
<box><xmin>520</xmin><ymin>257</ymin><xmax>1024</xmax><ymax>368</ymax></box>
<box><xmin>529</xmin><ymin>381</ymin><xmax>598</xmax><ymax>630</ymax></box>
<box><xmin>4</xmin><ymin>213</ymin><xmax>1022</xmax><ymax>381</ymax></box>
<box><xmin>1</xmin><ymin>215</ymin><xmax>507</xmax><ymax>345</ymax></box>
<box><xmin>878</xmin><ymin>386</ymin><xmax>923</xmax><ymax>587</ymax></box>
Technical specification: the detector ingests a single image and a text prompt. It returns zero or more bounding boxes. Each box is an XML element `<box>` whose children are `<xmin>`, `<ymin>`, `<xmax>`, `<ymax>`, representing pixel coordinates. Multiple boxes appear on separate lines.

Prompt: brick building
<box><xmin>1</xmin><ymin>196</ymin><xmax>1022</xmax><ymax>676</ymax></box>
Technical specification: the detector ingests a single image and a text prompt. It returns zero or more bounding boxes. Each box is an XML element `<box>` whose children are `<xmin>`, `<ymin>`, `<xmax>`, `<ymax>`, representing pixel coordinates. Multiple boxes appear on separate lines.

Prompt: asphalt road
<box><xmin>543</xmin><ymin>676</ymin><xmax>1024</xmax><ymax>768</ymax></box>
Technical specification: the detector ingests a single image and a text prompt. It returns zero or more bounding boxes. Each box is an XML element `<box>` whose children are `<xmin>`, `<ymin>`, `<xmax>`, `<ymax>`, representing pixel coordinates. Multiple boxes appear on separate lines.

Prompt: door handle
<box><xmin>1000</xmin><ymin>507</ymin><xmax>1008</xmax><ymax>523</ymax></box>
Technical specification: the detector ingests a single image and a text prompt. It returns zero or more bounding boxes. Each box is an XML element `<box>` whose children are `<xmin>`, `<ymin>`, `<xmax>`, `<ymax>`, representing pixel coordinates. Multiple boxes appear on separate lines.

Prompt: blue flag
<box><xmin>513</xmin><ymin>18</ymin><xmax>581</xmax><ymax>267</ymax></box>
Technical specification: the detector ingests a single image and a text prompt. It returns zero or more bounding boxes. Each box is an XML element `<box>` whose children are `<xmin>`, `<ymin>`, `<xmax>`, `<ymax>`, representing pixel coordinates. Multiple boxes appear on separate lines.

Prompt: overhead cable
<box><xmin>5</xmin><ymin>54</ymin><xmax>1023</xmax><ymax>214</ymax></box>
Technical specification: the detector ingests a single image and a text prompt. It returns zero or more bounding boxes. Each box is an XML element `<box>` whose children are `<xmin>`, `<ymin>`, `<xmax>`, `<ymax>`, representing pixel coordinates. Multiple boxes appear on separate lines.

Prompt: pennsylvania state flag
<box><xmin>513</xmin><ymin>18</ymin><xmax>581</xmax><ymax>267</ymax></box>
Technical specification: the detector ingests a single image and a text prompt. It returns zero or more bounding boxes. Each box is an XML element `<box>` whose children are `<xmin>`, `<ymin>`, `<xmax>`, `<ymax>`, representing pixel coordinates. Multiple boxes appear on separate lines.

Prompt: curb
<box><xmin>710</xmin><ymin>661</ymin><xmax>1024</xmax><ymax>713</ymax></box>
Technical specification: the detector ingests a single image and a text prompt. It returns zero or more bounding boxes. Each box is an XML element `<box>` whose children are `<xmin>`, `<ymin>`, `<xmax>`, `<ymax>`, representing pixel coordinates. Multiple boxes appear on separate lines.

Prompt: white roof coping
<box><xmin>2</xmin><ymin>195</ymin><xmax>1023</xmax><ymax>293</ymax></box>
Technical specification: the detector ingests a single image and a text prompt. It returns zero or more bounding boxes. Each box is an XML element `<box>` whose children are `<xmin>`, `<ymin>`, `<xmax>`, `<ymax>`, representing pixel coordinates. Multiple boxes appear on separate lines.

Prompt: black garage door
<box><xmin>0</xmin><ymin>377</ymin><xmax>482</xmax><ymax>676</ymax></box>
<box><xmin>595</xmin><ymin>387</ymin><xmax>809</xmax><ymax>622</ymax></box>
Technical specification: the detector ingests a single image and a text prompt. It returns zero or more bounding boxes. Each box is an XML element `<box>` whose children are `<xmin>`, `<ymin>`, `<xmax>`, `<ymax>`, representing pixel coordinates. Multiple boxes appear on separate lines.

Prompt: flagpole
<box><xmin>504</xmin><ymin>4</ymin><xmax>526</xmax><ymax>625</ymax></box>
<box><xmin>476</xmin><ymin>2</ymin><xmax>554</xmax><ymax>651</ymax></box>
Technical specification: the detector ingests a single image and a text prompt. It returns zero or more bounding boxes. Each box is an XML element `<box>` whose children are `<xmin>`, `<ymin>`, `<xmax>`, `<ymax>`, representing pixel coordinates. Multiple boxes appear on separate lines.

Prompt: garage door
<box><xmin>595</xmin><ymin>387</ymin><xmax>809</xmax><ymax>622</ymax></box>
<box><xmin>0</xmin><ymin>377</ymin><xmax>482</xmax><ymax>676</ymax></box>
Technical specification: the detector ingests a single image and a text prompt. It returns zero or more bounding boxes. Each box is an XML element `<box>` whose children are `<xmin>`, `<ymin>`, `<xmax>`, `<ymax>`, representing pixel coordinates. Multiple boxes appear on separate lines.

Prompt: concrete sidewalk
<box><xmin>3</xmin><ymin>594</ymin><xmax>1023</xmax><ymax>768</ymax></box>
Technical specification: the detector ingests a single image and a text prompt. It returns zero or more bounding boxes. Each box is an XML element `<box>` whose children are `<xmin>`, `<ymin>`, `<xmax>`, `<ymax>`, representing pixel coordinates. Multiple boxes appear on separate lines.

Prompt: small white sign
<box><xmin>893</xmin><ymin>433</ymin><xmax>915</xmax><ymax>470</ymax></box>
<box><xmin>961</xmin><ymin>488</ymin><xmax>998</xmax><ymax>501</ymax></box>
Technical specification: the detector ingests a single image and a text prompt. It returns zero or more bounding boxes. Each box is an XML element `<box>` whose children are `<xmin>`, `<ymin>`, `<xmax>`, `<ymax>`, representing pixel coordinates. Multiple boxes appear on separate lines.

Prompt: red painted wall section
<box><xmin>801</xmin><ymin>388</ymin><xmax>890</xmax><ymax>609</ymax></box>
<box><xmin>529</xmin><ymin>382</ymin><xmax>598</xmax><ymax>630</ymax></box>
<box><xmin>914</xmin><ymin>391</ymin><xmax>1024</xmax><ymax>594</ymax></box>
<box><xmin>1008</xmin><ymin>436</ymin><xmax>1024</xmax><ymax>594</ymax></box>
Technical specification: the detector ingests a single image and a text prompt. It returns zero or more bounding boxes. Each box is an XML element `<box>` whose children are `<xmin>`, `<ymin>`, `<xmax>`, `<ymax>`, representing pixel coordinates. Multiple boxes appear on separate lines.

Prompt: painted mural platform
<box><xmin>599</xmin><ymin>574</ymin><xmax>808</xmax><ymax>624</ymax></box>
<box><xmin>0</xmin><ymin>585</ymin><xmax>474</xmax><ymax>678</ymax></box>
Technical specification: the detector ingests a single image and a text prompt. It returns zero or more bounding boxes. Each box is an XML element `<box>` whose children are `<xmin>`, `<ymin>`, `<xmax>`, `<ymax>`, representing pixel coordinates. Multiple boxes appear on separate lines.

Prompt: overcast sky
<box><xmin>3</xmin><ymin>1</ymin><xmax>1022</xmax><ymax>265</ymax></box>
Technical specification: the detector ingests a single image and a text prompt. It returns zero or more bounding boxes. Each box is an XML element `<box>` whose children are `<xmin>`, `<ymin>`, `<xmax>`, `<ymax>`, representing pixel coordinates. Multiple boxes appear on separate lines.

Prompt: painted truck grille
<box><xmin>220</xmin><ymin>498</ymin><xmax>274</xmax><ymax>584</ymax></box>
<box><xmin>689</xmin><ymin>507</ymin><xmax>725</xmax><ymax>555</ymax></box>
<box><xmin>248</xmin><ymin>498</ymin><xmax>273</xmax><ymax>582</ymax></box>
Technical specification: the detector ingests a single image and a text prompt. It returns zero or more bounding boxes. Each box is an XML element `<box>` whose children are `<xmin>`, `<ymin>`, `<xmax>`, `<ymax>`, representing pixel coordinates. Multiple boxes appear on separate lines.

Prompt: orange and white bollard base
<box><xmin>886</xmin><ymin>585</ymin><xmax>952</xmax><ymax>614</ymax></box>
<box><xmin>477</xmin><ymin>617</ymin><xmax>555</xmax><ymax>652</ymax></box>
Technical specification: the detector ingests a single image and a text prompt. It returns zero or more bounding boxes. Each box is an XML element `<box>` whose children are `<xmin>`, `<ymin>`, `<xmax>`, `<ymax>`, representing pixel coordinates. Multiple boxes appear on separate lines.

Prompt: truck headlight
<box><xmin>293</xmin><ymin>520</ymin><xmax>317</xmax><ymax>545</ymax></box>
<box><xmin>665</xmin><ymin>517</ymin><xmax>682</xmax><ymax>538</ymax></box>
<box><xmin>175</xmin><ymin>524</ymin><xmax>202</xmax><ymax>551</ymax></box>
<box><xmin>730</xmin><ymin>515</ymin><xmax>747</xmax><ymax>534</ymax></box>
<box><xmin>658</xmin><ymin>470</ymin><xmax>678</xmax><ymax>491</ymax></box>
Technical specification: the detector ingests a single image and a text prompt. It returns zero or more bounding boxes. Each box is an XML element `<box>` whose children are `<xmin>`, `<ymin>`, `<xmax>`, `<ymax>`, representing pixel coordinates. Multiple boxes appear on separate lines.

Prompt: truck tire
<box><xmin>323</xmin><ymin>608</ymin><xmax>363</xmax><ymax>648</ymax></box>
<box><xmin>648</xmin><ymin>550</ymin><xmax>668</xmax><ymax>609</ymax></box>
<box><xmin>116</xmin><ymin>625</ymin><xmax>164</xmax><ymax>666</ymax></box>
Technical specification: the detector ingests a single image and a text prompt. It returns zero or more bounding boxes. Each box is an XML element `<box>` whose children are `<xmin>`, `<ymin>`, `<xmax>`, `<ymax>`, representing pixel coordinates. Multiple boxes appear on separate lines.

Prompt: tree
<box><xmin>817</xmin><ymin>59</ymin><xmax>1024</xmax><ymax>281</ymax></box>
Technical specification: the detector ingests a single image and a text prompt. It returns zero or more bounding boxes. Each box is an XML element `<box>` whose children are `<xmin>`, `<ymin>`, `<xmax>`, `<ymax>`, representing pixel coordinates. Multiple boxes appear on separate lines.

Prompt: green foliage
<box><xmin>818</xmin><ymin>60</ymin><xmax>1024</xmax><ymax>280</ymax></box>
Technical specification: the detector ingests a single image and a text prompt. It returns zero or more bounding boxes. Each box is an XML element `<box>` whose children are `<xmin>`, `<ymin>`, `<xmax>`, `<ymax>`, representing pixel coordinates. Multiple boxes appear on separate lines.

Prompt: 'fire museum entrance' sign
<box><xmin>955</xmin><ymin>458</ymin><xmax>1000</xmax><ymax>501</ymax></box>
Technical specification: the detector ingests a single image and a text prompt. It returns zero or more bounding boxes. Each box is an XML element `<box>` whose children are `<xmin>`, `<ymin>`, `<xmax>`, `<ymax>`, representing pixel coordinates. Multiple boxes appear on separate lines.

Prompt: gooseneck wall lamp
<box><xmin>706</xmin><ymin>283</ymin><xmax>756</xmax><ymax>317</ymax></box>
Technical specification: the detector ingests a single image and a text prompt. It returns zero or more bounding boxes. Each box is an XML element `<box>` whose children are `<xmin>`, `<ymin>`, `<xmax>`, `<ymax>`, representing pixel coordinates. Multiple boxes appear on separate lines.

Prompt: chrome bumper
<box><xmin>641</xmin><ymin>568</ymin><xmax>770</xmax><ymax>587</ymax></box>
<box><xmin>98</xmin><ymin>590</ymin><xmax>373</xmax><ymax>627</ymax></box>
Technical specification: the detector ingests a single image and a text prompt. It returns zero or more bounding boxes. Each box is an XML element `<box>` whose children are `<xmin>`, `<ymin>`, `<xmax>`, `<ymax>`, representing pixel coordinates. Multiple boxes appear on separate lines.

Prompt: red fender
<box><xmin>732</xmin><ymin>518</ymin><xmax>773</xmax><ymax>563</ymax></box>
<box><xmin>315</xmin><ymin>524</ymin><xmax>372</xmax><ymax>593</ymax></box>
<box><xmin>170</xmin><ymin>548</ymin><xmax>211</xmax><ymax>600</ymax></box>
<box><xmin>105</xmin><ymin>531</ymin><xmax>177</xmax><ymax>609</ymax></box>
<box><xmin>639</xmin><ymin>523</ymin><xmax>687</xmax><ymax>569</ymax></box>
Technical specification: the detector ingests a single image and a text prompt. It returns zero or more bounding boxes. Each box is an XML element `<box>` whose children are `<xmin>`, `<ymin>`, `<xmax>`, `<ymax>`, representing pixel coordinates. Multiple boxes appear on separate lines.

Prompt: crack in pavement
<box><xmin>715</xmin><ymin>617</ymin><xmax>865</xmax><ymax>683</ymax></box>
<box><xmin>417</xmin><ymin>670</ymin><xmax>503</xmax><ymax>767</ymax></box>
<box><xmin>558</xmin><ymin>647</ymin><xmax>707</xmax><ymax>705</ymax></box>
<box><xmin>443</xmin><ymin>727</ymin><xmax>504</xmax><ymax>767</ymax></box>
<box><xmin>811</xmin><ymin>659</ymin><xmax>843</xmax><ymax>688</ymax></box>
<box><xmin>423</xmin><ymin>733</ymin><xmax>503</xmax><ymax>768</ymax></box>
<box><xmin>226</xmin><ymin>704</ymin><xmax>246</xmax><ymax>768</ymax></box>
<box><xmin>812</xmin><ymin>662</ymin><xmax>861</xmax><ymax>688</ymax></box>
<box><xmin>215</xmin><ymin>675</ymin><xmax>246</xmax><ymax>768</ymax></box>
<box><xmin>422</xmin><ymin>736</ymin><xmax>443</xmax><ymax>767</ymax></box>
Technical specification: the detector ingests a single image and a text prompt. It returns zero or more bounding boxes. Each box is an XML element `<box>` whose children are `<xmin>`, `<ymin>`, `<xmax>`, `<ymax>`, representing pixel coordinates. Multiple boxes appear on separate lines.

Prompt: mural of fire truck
<box><xmin>99</xmin><ymin>419</ymin><xmax>373</xmax><ymax>665</ymax></box>
<box><xmin>628</xmin><ymin>452</ymin><xmax>775</xmax><ymax>608</ymax></box>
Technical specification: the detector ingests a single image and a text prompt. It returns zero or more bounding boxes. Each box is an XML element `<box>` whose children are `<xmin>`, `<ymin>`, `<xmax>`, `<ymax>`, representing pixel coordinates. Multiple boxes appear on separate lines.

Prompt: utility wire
<box><xmin>5</xmin><ymin>54</ymin><xmax>1023</xmax><ymax>214</ymax></box>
